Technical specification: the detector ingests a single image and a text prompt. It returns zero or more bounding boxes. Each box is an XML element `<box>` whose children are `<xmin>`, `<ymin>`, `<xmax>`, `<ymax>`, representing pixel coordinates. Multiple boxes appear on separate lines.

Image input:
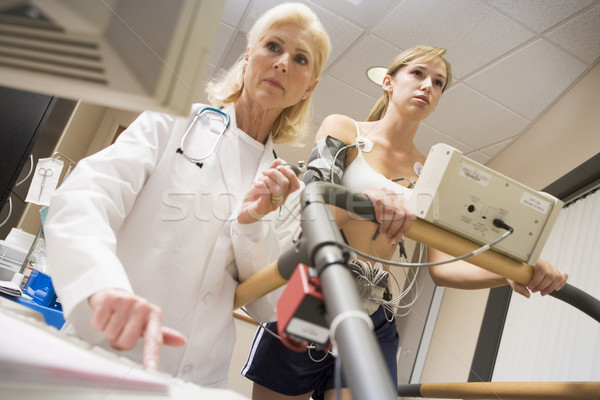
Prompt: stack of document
<box><xmin>0</xmin><ymin>240</ymin><xmax>27</xmax><ymax>282</ymax></box>
<box><xmin>0</xmin><ymin>228</ymin><xmax>34</xmax><ymax>283</ymax></box>
<box><xmin>0</xmin><ymin>277</ymin><xmax>22</xmax><ymax>297</ymax></box>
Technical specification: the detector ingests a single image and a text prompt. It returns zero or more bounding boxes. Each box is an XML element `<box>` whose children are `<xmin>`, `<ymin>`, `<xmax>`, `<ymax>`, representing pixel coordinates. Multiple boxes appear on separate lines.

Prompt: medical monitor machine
<box><xmin>409</xmin><ymin>143</ymin><xmax>563</xmax><ymax>266</ymax></box>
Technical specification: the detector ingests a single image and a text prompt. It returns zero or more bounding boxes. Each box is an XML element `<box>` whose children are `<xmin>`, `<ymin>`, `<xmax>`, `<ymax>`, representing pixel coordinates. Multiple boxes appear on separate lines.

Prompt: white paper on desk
<box><xmin>0</xmin><ymin>311</ymin><xmax>169</xmax><ymax>392</ymax></box>
<box><xmin>0</xmin><ymin>280</ymin><xmax>21</xmax><ymax>297</ymax></box>
<box><xmin>25</xmin><ymin>158</ymin><xmax>63</xmax><ymax>206</ymax></box>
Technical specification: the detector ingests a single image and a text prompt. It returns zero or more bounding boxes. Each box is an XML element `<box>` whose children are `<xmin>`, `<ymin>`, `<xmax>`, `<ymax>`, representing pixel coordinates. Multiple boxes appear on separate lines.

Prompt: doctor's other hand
<box><xmin>88</xmin><ymin>289</ymin><xmax>187</xmax><ymax>370</ymax></box>
<box><xmin>508</xmin><ymin>258</ymin><xmax>568</xmax><ymax>298</ymax></box>
<box><xmin>237</xmin><ymin>159</ymin><xmax>300</xmax><ymax>224</ymax></box>
<box><xmin>363</xmin><ymin>186</ymin><xmax>416</xmax><ymax>245</ymax></box>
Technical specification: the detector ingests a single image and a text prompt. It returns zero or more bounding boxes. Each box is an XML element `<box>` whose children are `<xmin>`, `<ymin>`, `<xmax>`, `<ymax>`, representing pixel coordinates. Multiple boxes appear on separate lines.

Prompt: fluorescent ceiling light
<box><xmin>366</xmin><ymin>66</ymin><xmax>387</xmax><ymax>86</ymax></box>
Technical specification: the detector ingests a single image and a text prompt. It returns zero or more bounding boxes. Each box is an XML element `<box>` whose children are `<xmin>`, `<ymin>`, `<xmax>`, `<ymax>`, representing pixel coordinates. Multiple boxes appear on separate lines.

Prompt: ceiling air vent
<box><xmin>0</xmin><ymin>0</ymin><xmax>224</xmax><ymax>115</ymax></box>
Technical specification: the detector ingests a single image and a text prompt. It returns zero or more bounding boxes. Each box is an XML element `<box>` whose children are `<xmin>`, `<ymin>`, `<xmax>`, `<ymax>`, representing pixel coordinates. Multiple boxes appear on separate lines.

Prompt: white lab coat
<box><xmin>44</xmin><ymin>103</ymin><xmax>298</xmax><ymax>388</ymax></box>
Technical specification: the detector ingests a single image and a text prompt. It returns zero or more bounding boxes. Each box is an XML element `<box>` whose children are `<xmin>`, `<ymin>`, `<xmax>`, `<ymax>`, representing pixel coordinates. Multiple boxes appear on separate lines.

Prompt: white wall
<box><xmin>228</xmin><ymin>318</ymin><xmax>259</xmax><ymax>397</ymax></box>
<box><xmin>488</xmin><ymin>62</ymin><xmax>600</xmax><ymax>191</ymax></box>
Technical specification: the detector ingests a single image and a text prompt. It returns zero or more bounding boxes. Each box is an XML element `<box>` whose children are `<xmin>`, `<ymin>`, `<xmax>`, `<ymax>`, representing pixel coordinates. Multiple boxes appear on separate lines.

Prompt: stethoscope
<box><xmin>176</xmin><ymin>106</ymin><xmax>230</xmax><ymax>168</ymax></box>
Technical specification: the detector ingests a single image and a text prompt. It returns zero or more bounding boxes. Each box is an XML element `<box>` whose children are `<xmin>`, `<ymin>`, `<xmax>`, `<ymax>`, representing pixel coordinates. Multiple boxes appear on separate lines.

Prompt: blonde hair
<box><xmin>367</xmin><ymin>46</ymin><xmax>453</xmax><ymax>121</ymax></box>
<box><xmin>206</xmin><ymin>3</ymin><xmax>331</xmax><ymax>144</ymax></box>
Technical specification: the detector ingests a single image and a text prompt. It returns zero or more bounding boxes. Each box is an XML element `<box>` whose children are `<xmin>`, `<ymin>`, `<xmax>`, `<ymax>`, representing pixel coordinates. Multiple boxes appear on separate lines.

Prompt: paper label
<box><xmin>520</xmin><ymin>192</ymin><xmax>551</xmax><ymax>214</ymax></box>
<box><xmin>459</xmin><ymin>163</ymin><xmax>491</xmax><ymax>187</ymax></box>
<box><xmin>287</xmin><ymin>318</ymin><xmax>329</xmax><ymax>344</ymax></box>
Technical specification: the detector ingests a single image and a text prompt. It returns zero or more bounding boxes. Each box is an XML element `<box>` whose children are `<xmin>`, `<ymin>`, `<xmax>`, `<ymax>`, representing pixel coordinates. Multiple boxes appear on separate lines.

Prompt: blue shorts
<box><xmin>241</xmin><ymin>306</ymin><xmax>399</xmax><ymax>400</ymax></box>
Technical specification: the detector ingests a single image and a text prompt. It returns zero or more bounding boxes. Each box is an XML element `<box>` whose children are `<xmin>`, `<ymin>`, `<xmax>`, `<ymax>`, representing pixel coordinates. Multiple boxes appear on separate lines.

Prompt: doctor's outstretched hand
<box><xmin>237</xmin><ymin>159</ymin><xmax>301</xmax><ymax>224</ymax></box>
<box><xmin>88</xmin><ymin>289</ymin><xmax>187</xmax><ymax>370</ymax></box>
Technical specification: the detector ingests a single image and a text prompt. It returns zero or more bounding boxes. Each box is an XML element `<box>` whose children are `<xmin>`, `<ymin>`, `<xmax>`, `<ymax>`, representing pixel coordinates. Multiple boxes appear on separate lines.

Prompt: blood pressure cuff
<box><xmin>302</xmin><ymin>135</ymin><xmax>349</xmax><ymax>185</ymax></box>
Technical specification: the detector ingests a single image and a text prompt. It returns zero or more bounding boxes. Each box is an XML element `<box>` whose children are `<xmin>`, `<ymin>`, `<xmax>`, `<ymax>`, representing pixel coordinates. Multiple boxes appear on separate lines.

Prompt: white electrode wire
<box><xmin>0</xmin><ymin>197</ymin><xmax>12</xmax><ymax>228</ymax></box>
<box><xmin>390</xmin><ymin>271</ymin><xmax>420</xmax><ymax>308</ymax></box>
<box><xmin>308</xmin><ymin>347</ymin><xmax>330</xmax><ymax>363</ymax></box>
<box><xmin>385</xmin><ymin>274</ymin><xmax>423</xmax><ymax>317</ymax></box>
<box><xmin>329</xmin><ymin>144</ymin><xmax>357</xmax><ymax>183</ymax></box>
<box><xmin>370</xmin><ymin>242</ymin><xmax>408</xmax><ymax>301</ymax></box>
<box><xmin>391</xmin><ymin>244</ymin><xmax>425</xmax><ymax>304</ymax></box>
<box><xmin>16</xmin><ymin>155</ymin><xmax>34</xmax><ymax>187</ymax></box>
<box><xmin>370</xmin><ymin>241</ymin><xmax>423</xmax><ymax>319</ymax></box>
<box><xmin>347</xmin><ymin>227</ymin><xmax>513</xmax><ymax>268</ymax></box>
<box><xmin>349</xmin><ymin>258</ymin><xmax>388</xmax><ymax>288</ymax></box>
<box><xmin>1</xmin><ymin>155</ymin><xmax>35</xmax><ymax>228</ymax></box>
<box><xmin>384</xmin><ymin>244</ymin><xmax>421</xmax><ymax>301</ymax></box>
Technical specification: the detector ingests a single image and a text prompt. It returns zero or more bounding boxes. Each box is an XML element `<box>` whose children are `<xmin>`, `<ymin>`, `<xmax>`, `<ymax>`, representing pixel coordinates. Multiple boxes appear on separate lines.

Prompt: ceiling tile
<box><xmin>327</xmin><ymin>34</ymin><xmax>402</xmax><ymax>98</ymax></box>
<box><xmin>479</xmin><ymin>137</ymin><xmax>515</xmax><ymax>158</ymax></box>
<box><xmin>238</xmin><ymin>0</ymin><xmax>285</xmax><ymax>32</ymax></box>
<box><xmin>199</xmin><ymin>64</ymin><xmax>216</xmax><ymax>103</ymax></box>
<box><xmin>545</xmin><ymin>3</ymin><xmax>600</xmax><ymax>64</ymax></box>
<box><xmin>425</xmin><ymin>84</ymin><xmax>530</xmax><ymax>149</ymax></box>
<box><xmin>463</xmin><ymin>150</ymin><xmax>491</xmax><ymax>165</ymax></box>
<box><xmin>220</xmin><ymin>31</ymin><xmax>247</xmax><ymax>70</ymax></box>
<box><xmin>445</xmin><ymin>9</ymin><xmax>535</xmax><ymax>79</ymax></box>
<box><xmin>414</xmin><ymin>124</ymin><xmax>475</xmax><ymax>156</ymax></box>
<box><xmin>203</xmin><ymin>63</ymin><xmax>216</xmax><ymax>81</ymax></box>
<box><xmin>221</xmin><ymin>0</ymin><xmax>250</xmax><ymax>27</ymax></box>
<box><xmin>465</xmin><ymin>39</ymin><xmax>588</xmax><ymax>119</ymax></box>
<box><xmin>207</xmin><ymin>23</ymin><xmax>236</xmax><ymax>66</ymax></box>
<box><xmin>306</xmin><ymin>0</ymin><xmax>397</xmax><ymax>29</ymax></box>
<box><xmin>312</xmin><ymin>76</ymin><xmax>377</xmax><ymax>121</ymax></box>
<box><xmin>299</xmin><ymin>1</ymin><xmax>365</xmax><ymax>69</ymax></box>
<box><xmin>373</xmin><ymin>0</ymin><xmax>493</xmax><ymax>50</ymax></box>
<box><xmin>489</xmin><ymin>0</ymin><xmax>597</xmax><ymax>33</ymax></box>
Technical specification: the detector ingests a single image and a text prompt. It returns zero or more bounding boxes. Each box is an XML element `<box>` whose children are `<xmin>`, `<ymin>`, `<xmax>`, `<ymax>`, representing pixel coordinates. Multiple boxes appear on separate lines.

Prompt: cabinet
<box><xmin>0</xmin><ymin>86</ymin><xmax>76</xmax><ymax>238</ymax></box>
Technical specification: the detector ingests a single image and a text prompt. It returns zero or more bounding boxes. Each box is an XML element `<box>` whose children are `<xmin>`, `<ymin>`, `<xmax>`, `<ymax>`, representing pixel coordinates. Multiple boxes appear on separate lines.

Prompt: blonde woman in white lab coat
<box><xmin>44</xmin><ymin>3</ymin><xmax>331</xmax><ymax>388</ymax></box>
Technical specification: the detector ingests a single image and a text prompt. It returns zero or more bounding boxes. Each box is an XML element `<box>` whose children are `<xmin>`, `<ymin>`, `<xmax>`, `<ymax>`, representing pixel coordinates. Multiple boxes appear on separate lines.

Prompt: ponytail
<box><xmin>367</xmin><ymin>96</ymin><xmax>388</xmax><ymax>121</ymax></box>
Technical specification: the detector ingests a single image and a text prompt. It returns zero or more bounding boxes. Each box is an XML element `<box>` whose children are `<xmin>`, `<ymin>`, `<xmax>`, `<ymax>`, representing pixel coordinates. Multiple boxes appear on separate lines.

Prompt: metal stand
<box><xmin>296</xmin><ymin>182</ymin><xmax>396</xmax><ymax>399</ymax></box>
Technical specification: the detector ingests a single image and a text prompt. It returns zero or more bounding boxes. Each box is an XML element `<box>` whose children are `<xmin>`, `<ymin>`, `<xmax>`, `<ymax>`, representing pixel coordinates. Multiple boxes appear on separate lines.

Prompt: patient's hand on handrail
<box><xmin>508</xmin><ymin>258</ymin><xmax>568</xmax><ymax>297</ymax></box>
<box><xmin>362</xmin><ymin>186</ymin><xmax>416</xmax><ymax>245</ymax></box>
